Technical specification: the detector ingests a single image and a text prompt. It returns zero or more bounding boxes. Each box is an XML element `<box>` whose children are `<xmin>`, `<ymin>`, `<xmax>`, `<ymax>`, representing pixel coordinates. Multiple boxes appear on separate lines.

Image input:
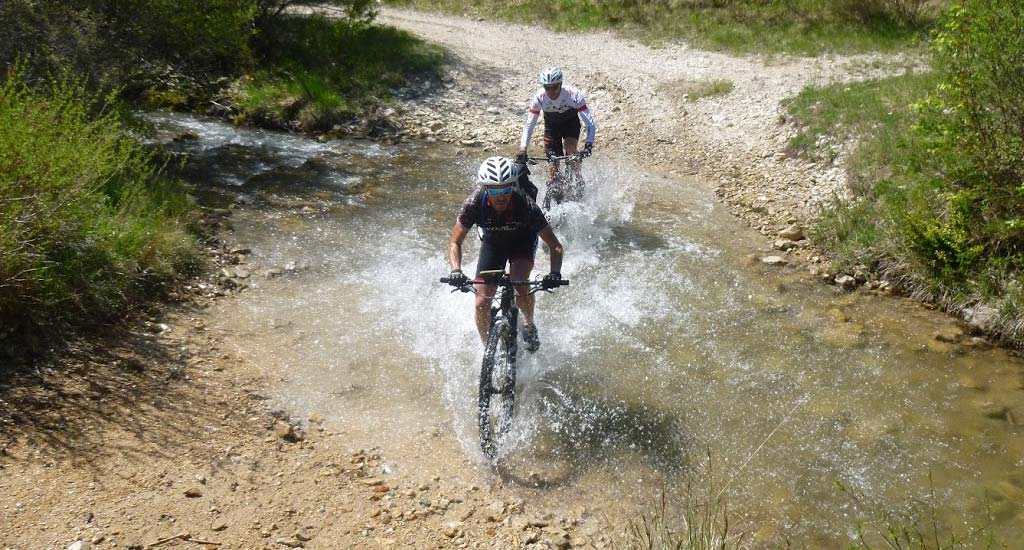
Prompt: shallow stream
<box><xmin>152</xmin><ymin>112</ymin><xmax>1024</xmax><ymax>546</ymax></box>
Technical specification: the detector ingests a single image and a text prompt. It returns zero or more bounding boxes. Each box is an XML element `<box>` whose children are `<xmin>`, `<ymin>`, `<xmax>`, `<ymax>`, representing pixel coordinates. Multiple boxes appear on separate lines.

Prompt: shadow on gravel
<box><xmin>0</xmin><ymin>314</ymin><xmax>220</xmax><ymax>469</ymax></box>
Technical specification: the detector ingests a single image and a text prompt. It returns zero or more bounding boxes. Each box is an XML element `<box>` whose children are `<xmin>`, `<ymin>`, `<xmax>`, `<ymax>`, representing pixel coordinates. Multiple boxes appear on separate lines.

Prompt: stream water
<box><xmin>151</xmin><ymin>112</ymin><xmax>1024</xmax><ymax>546</ymax></box>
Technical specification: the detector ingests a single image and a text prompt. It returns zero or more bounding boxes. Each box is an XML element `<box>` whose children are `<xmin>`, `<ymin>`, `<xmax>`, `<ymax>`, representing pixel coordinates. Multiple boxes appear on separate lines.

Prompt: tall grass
<box><xmin>384</xmin><ymin>0</ymin><xmax>942</xmax><ymax>55</ymax></box>
<box><xmin>0</xmin><ymin>67</ymin><xmax>203</xmax><ymax>351</ymax></box>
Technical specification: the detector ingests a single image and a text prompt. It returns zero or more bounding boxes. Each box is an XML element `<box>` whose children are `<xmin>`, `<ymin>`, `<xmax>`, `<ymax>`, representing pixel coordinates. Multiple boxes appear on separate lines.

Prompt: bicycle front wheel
<box><xmin>478</xmin><ymin>316</ymin><xmax>518</xmax><ymax>459</ymax></box>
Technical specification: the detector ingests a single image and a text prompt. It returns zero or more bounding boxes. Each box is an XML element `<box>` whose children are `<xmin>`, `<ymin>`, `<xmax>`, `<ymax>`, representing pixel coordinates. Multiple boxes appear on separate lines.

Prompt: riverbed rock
<box><xmin>66</xmin><ymin>542</ymin><xmax>89</xmax><ymax>550</ymax></box>
<box><xmin>761</xmin><ymin>255</ymin><xmax>788</xmax><ymax>266</ymax></box>
<box><xmin>964</xmin><ymin>305</ymin><xmax>1000</xmax><ymax>334</ymax></box>
<box><xmin>933</xmin><ymin>326</ymin><xmax>964</xmax><ymax>344</ymax></box>
<box><xmin>779</xmin><ymin>225</ymin><xmax>804</xmax><ymax>241</ymax></box>
<box><xmin>834</xmin><ymin>275</ymin><xmax>857</xmax><ymax>290</ymax></box>
<box><xmin>773</xmin><ymin>239</ymin><xmax>797</xmax><ymax>251</ymax></box>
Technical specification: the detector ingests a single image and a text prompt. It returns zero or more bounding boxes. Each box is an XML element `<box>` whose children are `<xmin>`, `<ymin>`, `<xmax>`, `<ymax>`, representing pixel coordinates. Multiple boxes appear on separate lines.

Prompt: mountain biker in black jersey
<box><xmin>515</xmin><ymin>67</ymin><xmax>596</xmax><ymax>187</ymax></box>
<box><xmin>446</xmin><ymin>157</ymin><xmax>564</xmax><ymax>352</ymax></box>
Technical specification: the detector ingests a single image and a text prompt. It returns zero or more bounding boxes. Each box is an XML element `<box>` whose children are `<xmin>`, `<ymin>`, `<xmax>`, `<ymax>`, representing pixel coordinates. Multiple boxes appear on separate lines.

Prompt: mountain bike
<box><xmin>440</xmin><ymin>269</ymin><xmax>569</xmax><ymax>459</ymax></box>
<box><xmin>529</xmin><ymin>153</ymin><xmax>586</xmax><ymax>211</ymax></box>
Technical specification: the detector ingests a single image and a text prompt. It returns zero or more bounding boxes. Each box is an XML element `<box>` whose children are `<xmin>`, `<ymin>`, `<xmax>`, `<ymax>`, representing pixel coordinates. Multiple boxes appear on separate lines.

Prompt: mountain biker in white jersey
<box><xmin>515</xmin><ymin>67</ymin><xmax>597</xmax><ymax>186</ymax></box>
<box><xmin>447</xmin><ymin>157</ymin><xmax>565</xmax><ymax>352</ymax></box>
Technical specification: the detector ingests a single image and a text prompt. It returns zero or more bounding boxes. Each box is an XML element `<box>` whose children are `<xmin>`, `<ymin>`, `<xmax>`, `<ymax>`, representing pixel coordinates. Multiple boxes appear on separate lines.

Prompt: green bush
<box><xmin>0</xmin><ymin>68</ymin><xmax>203</xmax><ymax>348</ymax></box>
<box><xmin>790</xmin><ymin>1</ymin><xmax>1024</xmax><ymax>340</ymax></box>
<box><xmin>925</xmin><ymin>0</ymin><xmax>1024</xmax><ymax>255</ymax></box>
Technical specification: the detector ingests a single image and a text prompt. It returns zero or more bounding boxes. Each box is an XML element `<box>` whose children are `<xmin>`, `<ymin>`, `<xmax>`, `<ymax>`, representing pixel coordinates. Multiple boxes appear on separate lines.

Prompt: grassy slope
<box><xmin>228</xmin><ymin>16</ymin><xmax>445</xmax><ymax>132</ymax></box>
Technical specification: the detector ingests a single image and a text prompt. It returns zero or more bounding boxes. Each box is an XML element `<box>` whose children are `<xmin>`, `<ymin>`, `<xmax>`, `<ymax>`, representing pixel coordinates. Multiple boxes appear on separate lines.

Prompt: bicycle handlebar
<box><xmin>527</xmin><ymin>154</ymin><xmax>581</xmax><ymax>163</ymax></box>
<box><xmin>439</xmin><ymin>276</ymin><xmax>569</xmax><ymax>286</ymax></box>
<box><xmin>439</xmin><ymin>276</ymin><xmax>569</xmax><ymax>294</ymax></box>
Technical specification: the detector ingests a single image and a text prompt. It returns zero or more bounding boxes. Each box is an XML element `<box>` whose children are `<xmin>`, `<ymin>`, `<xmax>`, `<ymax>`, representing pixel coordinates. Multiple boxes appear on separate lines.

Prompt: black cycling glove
<box><xmin>515</xmin><ymin>150</ymin><xmax>529</xmax><ymax>165</ymax></box>
<box><xmin>447</xmin><ymin>269</ymin><xmax>469</xmax><ymax>288</ymax></box>
<box><xmin>581</xmin><ymin>142</ymin><xmax>594</xmax><ymax>158</ymax></box>
<box><xmin>541</xmin><ymin>272</ymin><xmax>562</xmax><ymax>290</ymax></box>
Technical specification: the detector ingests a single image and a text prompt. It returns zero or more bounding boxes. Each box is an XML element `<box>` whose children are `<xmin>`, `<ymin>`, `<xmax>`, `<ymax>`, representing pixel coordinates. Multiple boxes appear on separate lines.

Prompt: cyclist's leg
<box><xmin>509</xmin><ymin>237</ymin><xmax>539</xmax><ymax>326</ymax></box>
<box><xmin>475</xmin><ymin>242</ymin><xmax>509</xmax><ymax>344</ymax></box>
<box><xmin>542</xmin><ymin>134</ymin><xmax>564</xmax><ymax>183</ymax></box>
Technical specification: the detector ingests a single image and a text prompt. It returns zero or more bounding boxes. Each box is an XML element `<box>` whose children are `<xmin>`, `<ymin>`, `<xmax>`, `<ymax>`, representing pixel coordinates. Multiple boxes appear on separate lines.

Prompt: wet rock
<box><xmin>966</xmin><ymin>336</ymin><xmax>993</xmax><ymax>350</ymax></box>
<box><xmin>933</xmin><ymin>327</ymin><xmax>964</xmax><ymax>344</ymax></box>
<box><xmin>264</xmin><ymin>268</ymin><xmax>285</xmax><ymax>279</ymax></box>
<box><xmin>761</xmin><ymin>255</ymin><xmax>788</xmax><ymax>266</ymax></box>
<box><xmin>964</xmin><ymin>305</ymin><xmax>1000</xmax><ymax>333</ymax></box>
<box><xmin>834</xmin><ymin>275</ymin><xmax>857</xmax><ymax>290</ymax></box>
<box><xmin>827</xmin><ymin>308</ymin><xmax>849</xmax><ymax>323</ymax></box>
<box><xmin>173</xmin><ymin>131</ymin><xmax>199</xmax><ymax>142</ymax></box>
<box><xmin>779</xmin><ymin>225</ymin><xmax>804</xmax><ymax>241</ymax></box>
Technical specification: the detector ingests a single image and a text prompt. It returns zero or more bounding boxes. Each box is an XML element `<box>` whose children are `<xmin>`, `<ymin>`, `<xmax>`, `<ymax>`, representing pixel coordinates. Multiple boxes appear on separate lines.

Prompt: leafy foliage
<box><xmin>790</xmin><ymin>0</ymin><xmax>1024</xmax><ymax>340</ymax></box>
<box><xmin>0</xmin><ymin>67</ymin><xmax>203</xmax><ymax>349</ymax></box>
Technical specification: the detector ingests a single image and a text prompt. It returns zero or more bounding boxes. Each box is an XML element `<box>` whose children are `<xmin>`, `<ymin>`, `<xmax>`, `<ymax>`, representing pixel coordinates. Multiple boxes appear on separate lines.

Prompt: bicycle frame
<box><xmin>528</xmin><ymin>154</ymin><xmax>585</xmax><ymax>210</ymax></box>
<box><xmin>439</xmin><ymin>269</ymin><xmax>568</xmax><ymax>459</ymax></box>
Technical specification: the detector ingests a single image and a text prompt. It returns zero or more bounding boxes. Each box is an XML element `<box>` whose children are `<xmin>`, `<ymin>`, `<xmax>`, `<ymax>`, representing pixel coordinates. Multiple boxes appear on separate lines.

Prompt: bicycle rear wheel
<box><xmin>478</xmin><ymin>316</ymin><xmax>518</xmax><ymax>459</ymax></box>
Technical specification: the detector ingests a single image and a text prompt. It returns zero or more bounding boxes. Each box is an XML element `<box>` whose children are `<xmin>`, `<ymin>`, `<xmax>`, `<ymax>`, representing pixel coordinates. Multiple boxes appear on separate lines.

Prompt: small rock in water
<box><xmin>761</xmin><ymin>255</ymin><xmax>788</xmax><ymax>266</ymax></box>
<box><xmin>933</xmin><ymin>327</ymin><xmax>964</xmax><ymax>343</ymax></box>
<box><xmin>834</xmin><ymin>275</ymin><xmax>857</xmax><ymax>290</ymax></box>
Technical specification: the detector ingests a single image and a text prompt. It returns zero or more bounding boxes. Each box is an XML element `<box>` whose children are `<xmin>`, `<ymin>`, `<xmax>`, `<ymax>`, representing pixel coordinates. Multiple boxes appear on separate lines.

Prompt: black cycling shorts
<box><xmin>543</xmin><ymin>115</ymin><xmax>581</xmax><ymax>157</ymax></box>
<box><xmin>476</xmin><ymin>236</ymin><xmax>538</xmax><ymax>276</ymax></box>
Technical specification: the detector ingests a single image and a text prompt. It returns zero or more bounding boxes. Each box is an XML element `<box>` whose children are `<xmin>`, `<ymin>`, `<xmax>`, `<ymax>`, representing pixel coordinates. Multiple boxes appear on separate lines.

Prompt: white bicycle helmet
<box><xmin>539</xmin><ymin>67</ymin><xmax>563</xmax><ymax>86</ymax></box>
<box><xmin>476</xmin><ymin>156</ymin><xmax>517</xmax><ymax>186</ymax></box>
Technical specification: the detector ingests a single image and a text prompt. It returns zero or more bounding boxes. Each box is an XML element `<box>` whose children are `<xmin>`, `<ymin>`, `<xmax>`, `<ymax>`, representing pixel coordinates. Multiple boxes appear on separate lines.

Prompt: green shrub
<box><xmin>925</xmin><ymin>0</ymin><xmax>1024</xmax><ymax>255</ymax></box>
<box><xmin>0</xmin><ymin>68</ymin><xmax>203</xmax><ymax>349</ymax></box>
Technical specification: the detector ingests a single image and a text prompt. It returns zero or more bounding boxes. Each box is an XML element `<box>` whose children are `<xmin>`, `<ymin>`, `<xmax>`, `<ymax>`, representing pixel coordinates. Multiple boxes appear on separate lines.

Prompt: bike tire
<box><xmin>478</xmin><ymin>316</ymin><xmax>518</xmax><ymax>459</ymax></box>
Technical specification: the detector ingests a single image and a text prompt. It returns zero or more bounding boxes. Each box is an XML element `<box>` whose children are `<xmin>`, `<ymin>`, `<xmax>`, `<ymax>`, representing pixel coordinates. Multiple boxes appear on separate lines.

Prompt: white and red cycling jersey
<box><xmin>519</xmin><ymin>84</ymin><xmax>597</xmax><ymax>149</ymax></box>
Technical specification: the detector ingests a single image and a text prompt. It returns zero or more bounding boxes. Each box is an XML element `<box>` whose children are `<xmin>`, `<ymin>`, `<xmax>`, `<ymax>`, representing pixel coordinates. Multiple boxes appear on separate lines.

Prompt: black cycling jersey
<box><xmin>457</xmin><ymin>189</ymin><xmax>549</xmax><ymax>246</ymax></box>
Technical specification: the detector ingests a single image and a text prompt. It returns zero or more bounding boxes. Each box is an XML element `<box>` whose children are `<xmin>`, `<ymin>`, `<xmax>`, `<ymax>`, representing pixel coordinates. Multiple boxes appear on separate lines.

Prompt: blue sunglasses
<box><xmin>486</xmin><ymin>186</ymin><xmax>514</xmax><ymax>196</ymax></box>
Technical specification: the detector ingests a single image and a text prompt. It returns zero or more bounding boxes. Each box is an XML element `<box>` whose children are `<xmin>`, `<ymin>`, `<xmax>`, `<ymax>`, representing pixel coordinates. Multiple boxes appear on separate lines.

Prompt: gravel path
<box><xmin>378</xmin><ymin>7</ymin><xmax>917</xmax><ymax>245</ymax></box>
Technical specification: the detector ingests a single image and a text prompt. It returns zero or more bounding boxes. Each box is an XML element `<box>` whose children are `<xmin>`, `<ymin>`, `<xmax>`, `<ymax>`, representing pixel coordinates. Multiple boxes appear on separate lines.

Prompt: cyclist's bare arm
<box><xmin>538</xmin><ymin>227</ymin><xmax>563</xmax><ymax>274</ymax></box>
<box><xmin>448</xmin><ymin>221</ymin><xmax>470</xmax><ymax>271</ymax></box>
